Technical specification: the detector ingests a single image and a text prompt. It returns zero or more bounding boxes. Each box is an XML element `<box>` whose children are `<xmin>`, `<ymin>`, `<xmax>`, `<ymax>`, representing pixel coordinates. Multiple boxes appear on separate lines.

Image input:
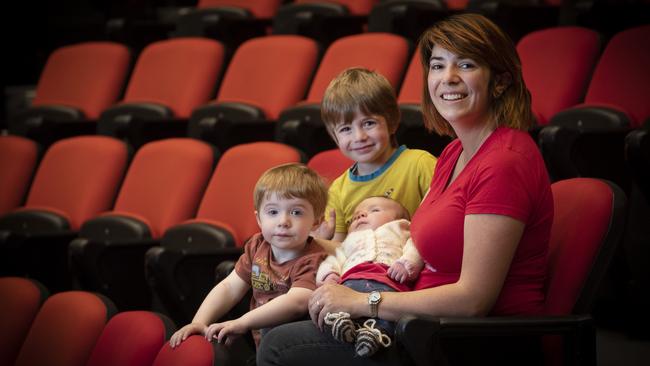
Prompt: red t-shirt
<box><xmin>411</xmin><ymin>127</ymin><xmax>553</xmax><ymax>315</ymax></box>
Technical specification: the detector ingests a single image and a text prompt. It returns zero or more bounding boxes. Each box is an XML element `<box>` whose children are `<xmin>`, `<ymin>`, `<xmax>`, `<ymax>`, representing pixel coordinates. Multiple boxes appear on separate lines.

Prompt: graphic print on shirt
<box><xmin>251</xmin><ymin>261</ymin><xmax>272</xmax><ymax>291</ymax></box>
<box><xmin>251</xmin><ymin>257</ymin><xmax>291</xmax><ymax>293</ymax></box>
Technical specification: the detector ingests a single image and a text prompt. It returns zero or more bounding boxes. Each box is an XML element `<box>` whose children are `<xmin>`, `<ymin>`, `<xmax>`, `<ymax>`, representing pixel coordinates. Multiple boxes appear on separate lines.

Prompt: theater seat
<box><xmin>517</xmin><ymin>26</ymin><xmax>601</xmax><ymax>129</ymax></box>
<box><xmin>69</xmin><ymin>138</ymin><xmax>216</xmax><ymax>310</ymax></box>
<box><xmin>8</xmin><ymin>42</ymin><xmax>131</xmax><ymax>147</ymax></box>
<box><xmin>0</xmin><ymin>277</ymin><xmax>48</xmax><ymax>366</ymax></box>
<box><xmin>276</xmin><ymin>32</ymin><xmax>410</xmax><ymax>157</ymax></box>
<box><xmin>0</xmin><ymin>136</ymin><xmax>129</xmax><ymax>291</ymax></box>
<box><xmin>97</xmin><ymin>38</ymin><xmax>225</xmax><ymax>149</ymax></box>
<box><xmin>539</xmin><ymin>25</ymin><xmax>650</xmax><ymax>192</ymax></box>
<box><xmin>14</xmin><ymin>291</ymin><xmax>116</xmax><ymax>366</ymax></box>
<box><xmin>307</xmin><ymin>148</ymin><xmax>353</xmax><ymax>186</ymax></box>
<box><xmin>86</xmin><ymin>311</ymin><xmax>176</xmax><ymax>366</ymax></box>
<box><xmin>146</xmin><ymin>142</ymin><xmax>302</xmax><ymax>325</ymax></box>
<box><xmin>397</xmin><ymin>178</ymin><xmax>626</xmax><ymax>365</ymax></box>
<box><xmin>188</xmin><ymin>35</ymin><xmax>320</xmax><ymax>151</ymax></box>
<box><xmin>0</xmin><ymin>135</ymin><xmax>39</xmax><ymax>216</ymax></box>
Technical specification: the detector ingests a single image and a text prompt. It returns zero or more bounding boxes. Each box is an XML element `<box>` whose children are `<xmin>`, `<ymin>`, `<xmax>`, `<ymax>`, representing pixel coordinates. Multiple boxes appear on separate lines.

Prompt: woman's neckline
<box><xmin>444</xmin><ymin>127</ymin><xmax>499</xmax><ymax>190</ymax></box>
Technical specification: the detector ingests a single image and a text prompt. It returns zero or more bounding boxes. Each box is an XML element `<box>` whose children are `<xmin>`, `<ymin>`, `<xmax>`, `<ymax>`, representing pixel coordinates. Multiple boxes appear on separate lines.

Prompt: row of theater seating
<box><xmin>6</xmin><ymin>23</ymin><xmax>649</xmax><ymax>197</ymax></box>
<box><xmin>0</xmin><ymin>136</ymin><xmax>351</xmax><ymax>326</ymax></box>
<box><xmin>0</xmin><ymin>173</ymin><xmax>627</xmax><ymax>366</ymax></box>
<box><xmin>62</xmin><ymin>0</ymin><xmax>650</xmax><ymax>57</ymax></box>
<box><xmin>0</xmin><ymin>276</ymin><xmax>231</xmax><ymax>366</ymax></box>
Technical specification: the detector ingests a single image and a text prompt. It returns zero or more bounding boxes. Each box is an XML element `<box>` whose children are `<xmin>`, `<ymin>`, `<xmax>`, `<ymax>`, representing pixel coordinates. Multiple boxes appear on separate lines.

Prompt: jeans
<box><xmin>257</xmin><ymin>320</ymin><xmax>543</xmax><ymax>366</ymax></box>
<box><xmin>256</xmin><ymin>320</ymin><xmax>408</xmax><ymax>366</ymax></box>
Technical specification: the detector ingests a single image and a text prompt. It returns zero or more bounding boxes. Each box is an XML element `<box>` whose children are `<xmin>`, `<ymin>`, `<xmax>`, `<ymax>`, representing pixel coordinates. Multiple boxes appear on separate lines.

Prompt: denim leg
<box><xmin>257</xmin><ymin>320</ymin><xmax>406</xmax><ymax>366</ymax></box>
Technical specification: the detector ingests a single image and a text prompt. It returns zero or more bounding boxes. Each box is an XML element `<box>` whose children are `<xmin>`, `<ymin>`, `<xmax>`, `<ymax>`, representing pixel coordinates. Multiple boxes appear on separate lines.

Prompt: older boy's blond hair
<box><xmin>321</xmin><ymin>67</ymin><xmax>400</xmax><ymax>147</ymax></box>
<box><xmin>254</xmin><ymin>163</ymin><xmax>329</xmax><ymax>221</ymax></box>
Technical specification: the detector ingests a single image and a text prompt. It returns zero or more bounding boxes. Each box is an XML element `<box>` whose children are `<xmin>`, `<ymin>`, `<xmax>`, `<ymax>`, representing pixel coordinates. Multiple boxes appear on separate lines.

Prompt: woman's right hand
<box><xmin>169</xmin><ymin>323</ymin><xmax>207</xmax><ymax>348</ymax></box>
<box><xmin>309</xmin><ymin>283</ymin><xmax>367</xmax><ymax>330</ymax></box>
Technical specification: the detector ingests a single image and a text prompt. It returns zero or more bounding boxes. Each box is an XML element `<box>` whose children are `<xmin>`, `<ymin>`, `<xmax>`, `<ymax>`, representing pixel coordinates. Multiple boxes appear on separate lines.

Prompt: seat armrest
<box><xmin>396</xmin><ymin>314</ymin><xmax>596</xmax><ymax>366</ymax></box>
<box><xmin>276</xmin><ymin>104</ymin><xmax>336</xmax><ymax>158</ymax></box>
<box><xmin>97</xmin><ymin>102</ymin><xmax>188</xmax><ymax>148</ymax></box>
<box><xmin>80</xmin><ymin>214</ymin><xmax>151</xmax><ymax>243</ymax></box>
<box><xmin>0</xmin><ymin>209</ymin><xmax>70</xmax><ymax>236</ymax></box>
<box><xmin>10</xmin><ymin>105</ymin><xmax>84</xmax><ymax>131</ymax></box>
<box><xmin>550</xmin><ymin>106</ymin><xmax>631</xmax><ymax>131</ymax></box>
<box><xmin>9</xmin><ymin>105</ymin><xmax>94</xmax><ymax>146</ymax></box>
<box><xmin>69</xmin><ymin>235</ymin><xmax>160</xmax><ymax>310</ymax></box>
<box><xmin>173</xmin><ymin>8</ymin><xmax>269</xmax><ymax>48</ymax></box>
<box><xmin>272</xmin><ymin>3</ymin><xmax>364</xmax><ymax>46</ymax></box>
<box><xmin>539</xmin><ymin>123</ymin><xmax>631</xmax><ymax>189</ymax></box>
<box><xmin>188</xmin><ymin>102</ymin><xmax>273</xmax><ymax>150</ymax></box>
<box><xmin>162</xmin><ymin>222</ymin><xmax>237</xmax><ymax>250</ymax></box>
<box><xmin>146</xmin><ymin>222</ymin><xmax>242</xmax><ymax>323</ymax></box>
<box><xmin>625</xmin><ymin>128</ymin><xmax>650</xmax><ymax>202</ymax></box>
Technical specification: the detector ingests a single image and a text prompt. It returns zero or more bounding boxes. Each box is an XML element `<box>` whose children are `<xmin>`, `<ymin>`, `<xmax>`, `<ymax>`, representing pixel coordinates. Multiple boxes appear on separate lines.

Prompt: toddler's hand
<box><xmin>206</xmin><ymin>320</ymin><xmax>247</xmax><ymax>347</ymax></box>
<box><xmin>169</xmin><ymin>323</ymin><xmax>207</xmax><ymax>349</ymax></box>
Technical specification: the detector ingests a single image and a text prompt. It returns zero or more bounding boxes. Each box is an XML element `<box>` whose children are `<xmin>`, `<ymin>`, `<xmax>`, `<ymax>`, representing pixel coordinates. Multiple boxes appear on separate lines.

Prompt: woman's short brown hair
<box><xmin>418</xmin><ymin>13</ymin><xmax>534</xmax><ymax>136</ymax></box>
<box><xmin>254</xmin><ymin>163</ymin><xmax>329</xmax><ymax>221</ymax></box>
<box><xmin>321</xmin><ymin>67</ymin><xmax>400</xmax><ymax>146</ymax></box>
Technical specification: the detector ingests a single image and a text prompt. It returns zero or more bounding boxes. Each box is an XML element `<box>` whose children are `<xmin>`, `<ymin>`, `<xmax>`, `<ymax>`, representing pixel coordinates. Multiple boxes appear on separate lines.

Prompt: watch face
<box><xmin>369</xmin><ymin>292</ymin><xmax>381</xmax><ymax>302</ymax></box>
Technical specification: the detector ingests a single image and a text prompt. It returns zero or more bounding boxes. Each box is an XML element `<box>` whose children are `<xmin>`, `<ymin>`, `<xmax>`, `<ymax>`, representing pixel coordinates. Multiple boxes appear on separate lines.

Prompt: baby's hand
<box><xmin>322</xmin><ymin>273</ymin><xmax>340</xmax><ymax>285</ymax></box>
<box><xmin>311</xmin><ymin>209</ymin><xmax>336</xmax><ymax>239</ymax></box>
<box><xmin>169</xmin><ymin>323</ymin><xmax>207</xmax><ymax>348</ymax></box>
<box><xmin>388</xmin><ymin>261</ymin><xmax>413</xmax><ymax>283</ymax></box>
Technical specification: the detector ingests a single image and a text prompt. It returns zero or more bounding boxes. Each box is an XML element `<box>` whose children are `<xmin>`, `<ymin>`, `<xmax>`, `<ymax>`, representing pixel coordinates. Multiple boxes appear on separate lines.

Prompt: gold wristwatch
<box><xmin>368</xmin><ymin>291</ymin><xmax>382</xmax><ymax>318</ymax></box>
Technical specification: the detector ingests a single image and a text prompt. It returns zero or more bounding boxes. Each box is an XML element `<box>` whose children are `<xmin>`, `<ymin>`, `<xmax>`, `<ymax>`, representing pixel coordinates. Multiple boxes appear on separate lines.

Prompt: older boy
<box><xmin>317</xmin><ymin>67</ymin><xmax>437</xmax><ymax>242</ymax></box>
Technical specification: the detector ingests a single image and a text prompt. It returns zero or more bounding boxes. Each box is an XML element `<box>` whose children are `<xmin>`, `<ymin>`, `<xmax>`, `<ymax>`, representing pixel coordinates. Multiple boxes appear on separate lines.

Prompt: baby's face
<box><xmin>348</xmin><ymin>197</ymin><xmax>403</xmax><ymax>232</ymax></box>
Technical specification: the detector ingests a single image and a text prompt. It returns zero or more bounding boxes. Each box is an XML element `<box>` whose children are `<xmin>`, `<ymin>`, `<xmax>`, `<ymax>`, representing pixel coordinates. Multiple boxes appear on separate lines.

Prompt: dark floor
<box><xmin>597</xmin><ymin>327</ymin><xmax>650</xmax><ymax>366</ymax></box>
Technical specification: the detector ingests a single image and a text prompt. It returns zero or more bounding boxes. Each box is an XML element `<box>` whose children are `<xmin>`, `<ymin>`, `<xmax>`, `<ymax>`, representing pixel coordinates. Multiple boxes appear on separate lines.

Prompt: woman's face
<box><xmin>427</xmin><ymin>45</ymin><xmax>492</xmax><ymax>128</ymax></box>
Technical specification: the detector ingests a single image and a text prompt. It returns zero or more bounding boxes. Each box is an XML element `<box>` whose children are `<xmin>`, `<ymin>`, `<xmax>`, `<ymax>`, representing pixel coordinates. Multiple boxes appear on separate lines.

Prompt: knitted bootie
<box><xmin>324</xmin><ymin>311</ymin><xmax>356</xmax><ymax>343</ymax></box>
<box><xmin>354</xmin><ymin>319</ymin><xmax>392</xmax><ymax>357</ymax></box>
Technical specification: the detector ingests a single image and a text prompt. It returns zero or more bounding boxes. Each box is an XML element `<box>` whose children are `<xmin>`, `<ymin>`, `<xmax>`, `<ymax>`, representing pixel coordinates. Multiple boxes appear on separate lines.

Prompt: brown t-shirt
<box><xmin>235</xmin><ymin>232</ymin><xmax>327</xmax><ymax>311</ymax></box>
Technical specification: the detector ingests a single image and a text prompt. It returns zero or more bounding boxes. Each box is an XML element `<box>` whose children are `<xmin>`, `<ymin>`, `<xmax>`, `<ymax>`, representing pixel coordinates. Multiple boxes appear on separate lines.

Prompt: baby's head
<box><xmin>348</xmin><ymin>196</ymin><xmax>410</xmax><ymax>233</ymax></box>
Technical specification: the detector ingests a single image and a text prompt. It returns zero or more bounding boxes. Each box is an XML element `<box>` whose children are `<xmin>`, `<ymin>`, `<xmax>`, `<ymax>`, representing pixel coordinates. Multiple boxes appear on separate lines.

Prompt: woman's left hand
<box><xmin>308</xmin><ymin>283</ymin><xmax>366</xmax><ymax>330</ymax></box>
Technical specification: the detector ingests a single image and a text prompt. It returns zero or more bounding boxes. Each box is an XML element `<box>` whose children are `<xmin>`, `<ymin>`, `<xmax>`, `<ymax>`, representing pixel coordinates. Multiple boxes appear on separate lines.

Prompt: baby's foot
<box><xmin>354</xmin><ymin>319</ymin><xmax>392</xmax><ymax>357</ymax></box>
<box><xmin>324</xmin><ymin>312</ymin><xmax>356</xmax><ymax>343</ymax></box>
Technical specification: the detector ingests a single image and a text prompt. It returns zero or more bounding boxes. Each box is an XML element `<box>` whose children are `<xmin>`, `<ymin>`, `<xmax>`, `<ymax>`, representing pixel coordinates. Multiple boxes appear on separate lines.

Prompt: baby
<box><xmin>316</xmin><ymin>196</ymin><xmax>424</xmax><ymax>357</ymax></box>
